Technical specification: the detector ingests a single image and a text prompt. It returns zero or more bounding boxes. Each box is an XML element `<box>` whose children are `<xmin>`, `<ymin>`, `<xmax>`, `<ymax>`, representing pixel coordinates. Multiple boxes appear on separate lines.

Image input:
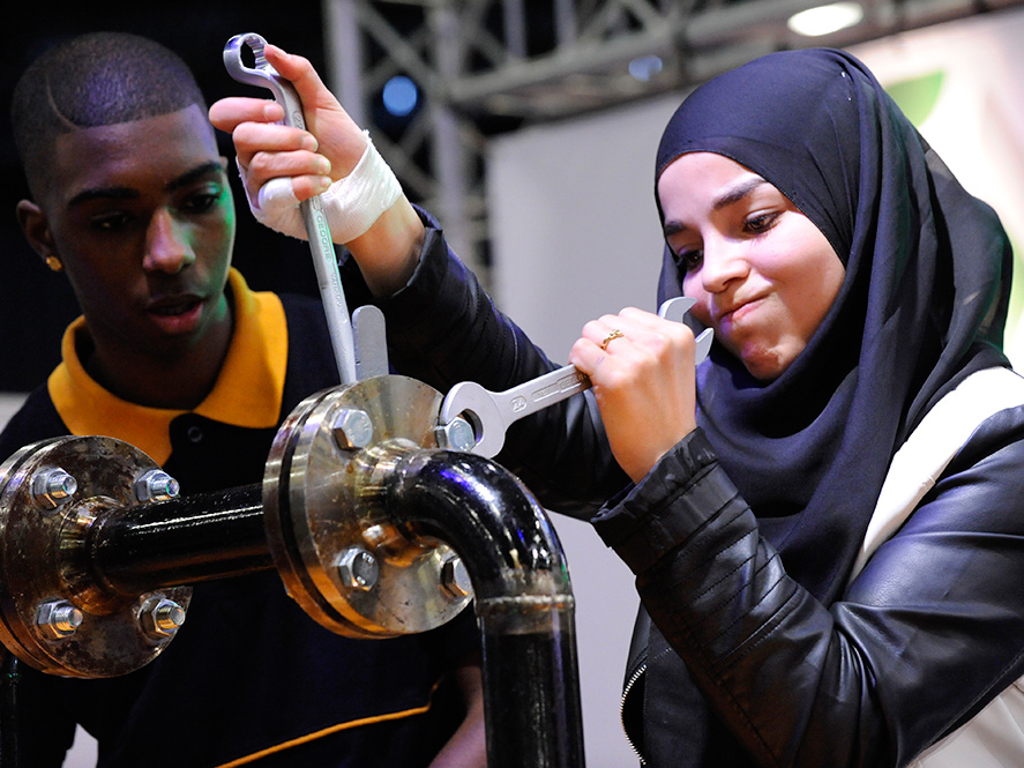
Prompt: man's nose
<box><xmin>143</xmin><ymin>209</ymin><xmax>195</xmax><ymax>274</ymax></box>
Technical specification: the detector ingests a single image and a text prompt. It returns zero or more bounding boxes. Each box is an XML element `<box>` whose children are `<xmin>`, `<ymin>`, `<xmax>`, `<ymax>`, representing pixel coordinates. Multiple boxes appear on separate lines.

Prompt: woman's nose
<box><xmin>144</xmin><ymin>209</ymin><xmax>196</xmax><ymax>274</ymax></box>
<box><xmin>699</xmin><ymin>237</ymin><xmax>748</xmax><ymax>293</ymax></box>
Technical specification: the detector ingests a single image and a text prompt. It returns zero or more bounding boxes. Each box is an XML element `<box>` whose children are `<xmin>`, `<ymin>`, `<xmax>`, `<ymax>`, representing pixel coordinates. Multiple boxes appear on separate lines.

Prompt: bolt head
<box><xmin>332</xmin><ymin>409</ymin><xmax>374</xmax><ymax>450</ymax></box>
<box><xmin>140</xmin><ymin>597</ymin><xmax>186</xmax><ymax>639</ymax></box>
<box><xmin>36</xmin><ymin>600</ymin><xmax>83</xmax><ymax>641</ymax></box>
<box><xmin>32</xmin><ymin>467</ymin><xmax>78</xmax><ymax>509</ymax></box>
<box><xmin>135</xmin><ymin>469</ymin><xmax>180</xmax><ymax>503</ymax></box>
<box><xmin>336</xmin><ymin>546</ymin><xmax>380</xmax><ymax>591</ymax></box>
<box><xmin>435</xmin><ymin>417</ymin><xmax>477</xmax><ymax>452</ymax></box>
<box><xmin>440</xmin><ymin>553</ymin><xmax>473</xmax><ymax>599</ymax></box>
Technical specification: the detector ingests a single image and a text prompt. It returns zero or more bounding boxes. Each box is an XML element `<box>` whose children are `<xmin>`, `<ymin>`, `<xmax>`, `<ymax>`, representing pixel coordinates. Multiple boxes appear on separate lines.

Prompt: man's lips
<box><xmin>144</xmin><ymin>294</ymin><xmax>207</xmax><ymax>333</ymax></box>
<box><xmin>147</xmin><ymin>295</ymin><xmax>203</xmax><ymax>316</ymax></box>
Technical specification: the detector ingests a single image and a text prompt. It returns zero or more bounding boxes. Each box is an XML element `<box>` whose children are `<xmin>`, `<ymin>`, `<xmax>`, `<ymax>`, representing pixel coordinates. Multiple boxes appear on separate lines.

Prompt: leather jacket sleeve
<box><xmin>593</xmin><ymin>410</ymin><xmax>1024</xmax><ymax>768</ymax></box>
<box><xmin>375</xmin><ymin>211</ymin><xmax>630</xmax><ymax>517</ymax></box>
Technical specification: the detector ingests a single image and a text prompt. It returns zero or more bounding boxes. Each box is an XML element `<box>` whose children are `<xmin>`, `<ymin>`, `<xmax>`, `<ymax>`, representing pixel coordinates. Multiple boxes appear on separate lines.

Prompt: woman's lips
<box><xmin>727</xmin><ymin>298</ymin><xmax>760</xmax><ymax>322</ymax></box>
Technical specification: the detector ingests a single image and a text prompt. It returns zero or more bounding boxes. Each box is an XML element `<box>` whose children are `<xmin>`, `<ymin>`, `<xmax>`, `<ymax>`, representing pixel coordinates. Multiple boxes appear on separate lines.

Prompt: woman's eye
<box><xmin>676</xmin><ymin>249</ymin><xmax>703</xmax><ymax>272</ymax></box>
<box><xmin>745</xmin><ymin>211</ymin><xmax>780</xmax><ymax>234</ymax></box>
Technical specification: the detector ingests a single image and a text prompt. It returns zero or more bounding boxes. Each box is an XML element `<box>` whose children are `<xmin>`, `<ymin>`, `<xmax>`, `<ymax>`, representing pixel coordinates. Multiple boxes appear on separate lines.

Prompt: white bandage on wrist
<box><xmin>239</xmin><ymin>130</ymin><xmax>403</xmax><ymax>244</ymax></box>
<box><xmin>320</xmin><ymin>131</ymin><xmax>403</xmax><ymax>243</ymax></box>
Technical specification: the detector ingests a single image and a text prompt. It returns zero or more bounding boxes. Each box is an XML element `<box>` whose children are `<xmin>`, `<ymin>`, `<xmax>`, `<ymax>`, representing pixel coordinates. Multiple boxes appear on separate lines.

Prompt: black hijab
<box><xmin>655</xmin><ymin>48</ymin><xmax>1012</xmax><ymax>604</ymax></box>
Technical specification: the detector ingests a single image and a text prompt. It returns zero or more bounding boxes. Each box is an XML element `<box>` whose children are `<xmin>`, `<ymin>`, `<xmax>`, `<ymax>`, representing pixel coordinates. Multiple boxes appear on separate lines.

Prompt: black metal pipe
<box><xmin>384</xmin><ymin>450</ymin><xmax>585</xmax><ymax>768</ymax></box>
<box><xmin>90</xmin><ymin>484</ymin><xmax>272</xmax><ymax>595</ymax></box>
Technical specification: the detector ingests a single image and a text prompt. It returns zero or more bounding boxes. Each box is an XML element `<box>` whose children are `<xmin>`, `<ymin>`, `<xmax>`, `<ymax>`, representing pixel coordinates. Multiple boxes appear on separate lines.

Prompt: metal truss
<box><xmin>322</xmin><ymin>0</ymin><xmax>1023</xmax><ymax>277</ymax></box>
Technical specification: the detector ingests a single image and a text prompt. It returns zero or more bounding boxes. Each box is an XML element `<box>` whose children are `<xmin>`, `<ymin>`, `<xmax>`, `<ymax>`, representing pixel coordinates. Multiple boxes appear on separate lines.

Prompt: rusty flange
<box><xmin>0</xmin><ymin>437</ymin><xmax>191</xmax><ymax>677</ymax></box>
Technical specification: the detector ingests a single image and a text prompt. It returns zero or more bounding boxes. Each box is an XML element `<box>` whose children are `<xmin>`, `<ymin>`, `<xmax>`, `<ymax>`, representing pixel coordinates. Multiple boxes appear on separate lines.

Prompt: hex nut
<box><xmin>36</xmin><ymin>600</ymin><xmax>83</xmax><ymax>641</ymax></box>
<box><xmin>435</xmin><ymin>417</ymin><xmax>477</xmax><ymax>452</ymax></box>
<box><xmin>440</xmin><ymin>553</ymin><xmax>473</xmax><ymax>599</ymax></box>
<box><xmin>336</xmin><ymin>546</ymin><xmax>380</xmax><ymax>591</ymax></box>
<box><xmin>333</xmin><ymin>409</ymin><xmax>374</xmax><ymax>450</ymax></box>
<box><xmin>139</xmin><ymin>597</ymin><xmax>186</xmax><ymax>640</ymax></box>
<box><xmin>135</xmin><ymin>469</ymin><xmax>181</xmax><ymax>503</ymax></box>
<box><xmin>31</xmin><ymin>467</ymin><xmax>78</xmax><ymax>510</ymax></box>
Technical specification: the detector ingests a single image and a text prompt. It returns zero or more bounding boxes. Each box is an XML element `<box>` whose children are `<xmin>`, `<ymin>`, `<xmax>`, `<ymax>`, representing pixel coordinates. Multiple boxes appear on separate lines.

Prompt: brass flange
<box><xmin>263</xmin><ymin>376</ymin><xmax>472</xmax><ymax>638</ymax></box>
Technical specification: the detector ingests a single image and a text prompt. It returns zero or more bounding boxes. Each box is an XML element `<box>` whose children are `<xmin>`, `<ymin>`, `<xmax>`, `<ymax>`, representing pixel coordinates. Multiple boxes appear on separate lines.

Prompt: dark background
<box><xmin>0</xmin><ymin>2</ymin><xmax>334</xmax><ymax>392</ymax></box>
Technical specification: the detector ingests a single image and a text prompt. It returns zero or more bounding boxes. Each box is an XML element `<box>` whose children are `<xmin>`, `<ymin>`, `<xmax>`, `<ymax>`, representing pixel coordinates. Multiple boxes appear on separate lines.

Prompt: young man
<box><xmin>1</xmin><ymin>31</ymin><xmax>485</xmax><ymax>768</ymax></box>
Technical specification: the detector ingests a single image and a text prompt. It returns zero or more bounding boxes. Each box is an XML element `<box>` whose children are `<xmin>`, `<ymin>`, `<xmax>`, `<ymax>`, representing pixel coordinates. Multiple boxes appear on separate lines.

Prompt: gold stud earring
<box><xmin>45</xmin><ymin>255</ymin><xmax>63</xmax><ymax>272</ymax></box>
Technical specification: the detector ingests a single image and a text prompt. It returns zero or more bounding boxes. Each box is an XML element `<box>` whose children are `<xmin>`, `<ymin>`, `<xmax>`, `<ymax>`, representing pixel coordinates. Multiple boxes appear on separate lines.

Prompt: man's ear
<box><xmin>16</xmin><ymin>199</ymin><xmax>59</xmax><ymax>267</ymax></box>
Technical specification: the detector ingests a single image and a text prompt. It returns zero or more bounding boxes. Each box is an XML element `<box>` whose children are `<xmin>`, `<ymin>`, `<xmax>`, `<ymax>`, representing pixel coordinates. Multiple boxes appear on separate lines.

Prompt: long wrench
<box><xmin>223</xmin><ymin>33</ymin><xmax>358</xmax><ymax>385</ymax></box>
<box><xmin>440</xmin><ymin>297</ymin><xmax>713</xmax><ymax>457</ymax></box>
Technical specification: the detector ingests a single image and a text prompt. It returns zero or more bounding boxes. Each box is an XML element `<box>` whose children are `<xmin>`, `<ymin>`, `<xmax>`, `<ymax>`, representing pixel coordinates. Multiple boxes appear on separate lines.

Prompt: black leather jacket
<box><xmin>376</xmin><ymin>214</ymin><xmax>1024</xmax><ymax>768</ymax></box>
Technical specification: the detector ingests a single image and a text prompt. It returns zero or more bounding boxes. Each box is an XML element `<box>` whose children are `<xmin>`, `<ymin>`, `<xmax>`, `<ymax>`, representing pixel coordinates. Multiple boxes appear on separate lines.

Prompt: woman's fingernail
<box><xmin>314</xmin><ymin>176</ymin><xmax>332</xmax><ymax>194</ymax></box>
<box><xmin>303</xmin><ymin>135</ymin><xmax>319</xmax><ymax>152</ymax></box>
<box><xmin>317</xmin><ymin>157</ymin><xmax>332</xmax><ymax>175</ymax></box>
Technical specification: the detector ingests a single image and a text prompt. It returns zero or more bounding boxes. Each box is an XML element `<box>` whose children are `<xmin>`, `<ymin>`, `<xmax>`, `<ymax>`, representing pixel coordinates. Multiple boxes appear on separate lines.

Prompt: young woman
<box><xmin>212</xmin><ymin>45</ymin><xmax>1024</xmax><ymax>768</ymax></box>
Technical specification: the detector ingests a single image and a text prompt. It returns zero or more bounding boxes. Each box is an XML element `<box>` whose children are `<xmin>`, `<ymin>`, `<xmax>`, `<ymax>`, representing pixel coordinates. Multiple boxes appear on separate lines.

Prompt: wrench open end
<box><xmin>439</xmin><ymin>381</ymin><xmax>509</xmax><ymax>458</ymax></box>
<box><xmin>659</xmin><ymin>296</ymin><xmax>713</xmax><ymax>365</ymax></box>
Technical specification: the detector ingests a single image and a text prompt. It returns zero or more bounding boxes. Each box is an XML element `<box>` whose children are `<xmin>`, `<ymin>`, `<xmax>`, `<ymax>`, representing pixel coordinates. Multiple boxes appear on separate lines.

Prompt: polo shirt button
<box><xmin>187</xmin><ymin>425</ymin><xmax>203</xmax><ymax>443</ymax></box>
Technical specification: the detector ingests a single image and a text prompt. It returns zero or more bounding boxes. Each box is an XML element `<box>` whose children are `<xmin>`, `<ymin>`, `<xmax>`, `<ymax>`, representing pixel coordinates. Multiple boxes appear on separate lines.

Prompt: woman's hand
<box><xmin>569</xmin><ymin>307</ymin><xmax>699</xmax><ymax>483</ymax></box>
<box><xmin>208</xmin><ymin>44</ymin><xmax>424</xmax><ymax>296</ymax></box>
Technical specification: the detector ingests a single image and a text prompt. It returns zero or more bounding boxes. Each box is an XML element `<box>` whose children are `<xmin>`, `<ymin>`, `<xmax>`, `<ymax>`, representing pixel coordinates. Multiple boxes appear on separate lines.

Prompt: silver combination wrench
<box><xmin>224</xmin><ymin>33</ymin><xmax>387</xmax><ymax>383</ymax></box>
<box><xmin>439</xmin><ymin>297</ymin><xmax>713</xmax><ymax>457</ymax></box>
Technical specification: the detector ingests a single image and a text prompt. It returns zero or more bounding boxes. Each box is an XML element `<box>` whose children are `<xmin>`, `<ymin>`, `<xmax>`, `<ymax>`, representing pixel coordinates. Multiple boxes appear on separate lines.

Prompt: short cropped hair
<box><xmin>11</xmin><ymin>32</ymin><xmax>207</xmax><ymax>199</ymax></box>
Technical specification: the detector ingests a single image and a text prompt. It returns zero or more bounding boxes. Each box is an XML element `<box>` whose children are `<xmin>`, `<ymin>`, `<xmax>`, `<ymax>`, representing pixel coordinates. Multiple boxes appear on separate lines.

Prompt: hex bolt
<box><xmin>439</xmin><ymin>553</ymin><xmax>473</xmax><ymax>599</ymax></box>
<box><xmin>36</xmin><ymin>600</ymin><xmax>84</xmax><ymax>641</ymax></box>
<box><xmin>139</xmin><ymin>597</ymin><xmax>187</xmax><ymax>640</ymax></box>
<box><xmin>332</xmin><ymin>409</ymin><xmax>374</xmax><ymax>450</ymax></box>
<box><xmin>32</xmin><ymin>467</ymin><xmax>78</xmax><ymax>510</ymax></box>
<box><xmin>336</xmin><ymin>546</ymin><xmax>380</xmax><ymax>591</ymax></box>
<box><xmin>134</xmin><ymin>469</ymin><xmax>181</xmax><ymax>503</ymax></box>
<box><xmin>435</xmin><ymin>416</ymin><xmax>477</xmax><ymax>452</ymax></box>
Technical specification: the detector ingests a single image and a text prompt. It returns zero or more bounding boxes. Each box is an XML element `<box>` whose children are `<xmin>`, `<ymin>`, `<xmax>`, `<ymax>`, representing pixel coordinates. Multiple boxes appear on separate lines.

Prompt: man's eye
<box><xmin>91</xmin><ymin>212</ymin><xmax>131</xmax><ymax>231</ymax></box>
<box><xmin>182</xmin><ymin>186</ymin><xmax>225</xmax><ymax>214</ymax></box>
<box><xmin>185</xmin><ymin>194</ymin><xmax>217</xmax><ymax>213</ymax></box>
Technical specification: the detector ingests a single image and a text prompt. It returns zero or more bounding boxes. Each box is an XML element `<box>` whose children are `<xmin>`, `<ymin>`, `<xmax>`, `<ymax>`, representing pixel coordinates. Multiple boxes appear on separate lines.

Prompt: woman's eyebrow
<box><xmin>662</xmin><ymin>176</ymin><xmax>769</xmax><ymax>238</ymax></box>
<box><xmin>713</xmin><ymin>177</ymin><xmax>768</xmax><ymax>210</ymax></box>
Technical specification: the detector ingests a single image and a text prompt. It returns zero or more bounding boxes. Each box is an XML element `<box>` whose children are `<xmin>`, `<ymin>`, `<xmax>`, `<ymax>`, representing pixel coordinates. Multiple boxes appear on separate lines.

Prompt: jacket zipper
<box><xmin>621</xmin><ymin>661</ymin><xmax>648</xmax><ymax>765</ymax></box>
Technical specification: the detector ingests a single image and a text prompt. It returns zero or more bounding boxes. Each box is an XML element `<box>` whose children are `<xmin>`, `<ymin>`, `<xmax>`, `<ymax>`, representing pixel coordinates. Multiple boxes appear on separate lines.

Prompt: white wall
<box><xmin>0</xmin><ymin>394</ymin><xmax>25</xmax><ymax>431</ymax></box>
<box><xmin>489</xmin><ymin>94</ymin><xmax>683</xmax><ymax>362</ymax></box>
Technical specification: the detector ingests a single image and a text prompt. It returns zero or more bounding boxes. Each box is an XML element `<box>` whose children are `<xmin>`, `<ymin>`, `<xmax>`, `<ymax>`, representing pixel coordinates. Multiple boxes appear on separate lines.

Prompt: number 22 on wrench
<box><xmin>440</xmin><ymin>297</ymin><xmax>713</xmax><ymax>457</ymax></box>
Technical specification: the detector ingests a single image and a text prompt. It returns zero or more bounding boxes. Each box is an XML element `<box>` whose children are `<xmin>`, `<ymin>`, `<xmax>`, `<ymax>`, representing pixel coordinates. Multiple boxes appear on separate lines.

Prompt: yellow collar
<box><xmin>48</xmin><ymin>269</ymin><xmax>288</xmax><ymax>465</ymax></box>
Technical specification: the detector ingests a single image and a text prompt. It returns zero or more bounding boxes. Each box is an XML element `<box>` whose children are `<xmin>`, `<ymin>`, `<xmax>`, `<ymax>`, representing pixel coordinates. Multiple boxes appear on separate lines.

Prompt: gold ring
<box><xmin>600</xmin><ymin>329</ymin><xmax>625</xmax><ymax>351</ymax></box>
